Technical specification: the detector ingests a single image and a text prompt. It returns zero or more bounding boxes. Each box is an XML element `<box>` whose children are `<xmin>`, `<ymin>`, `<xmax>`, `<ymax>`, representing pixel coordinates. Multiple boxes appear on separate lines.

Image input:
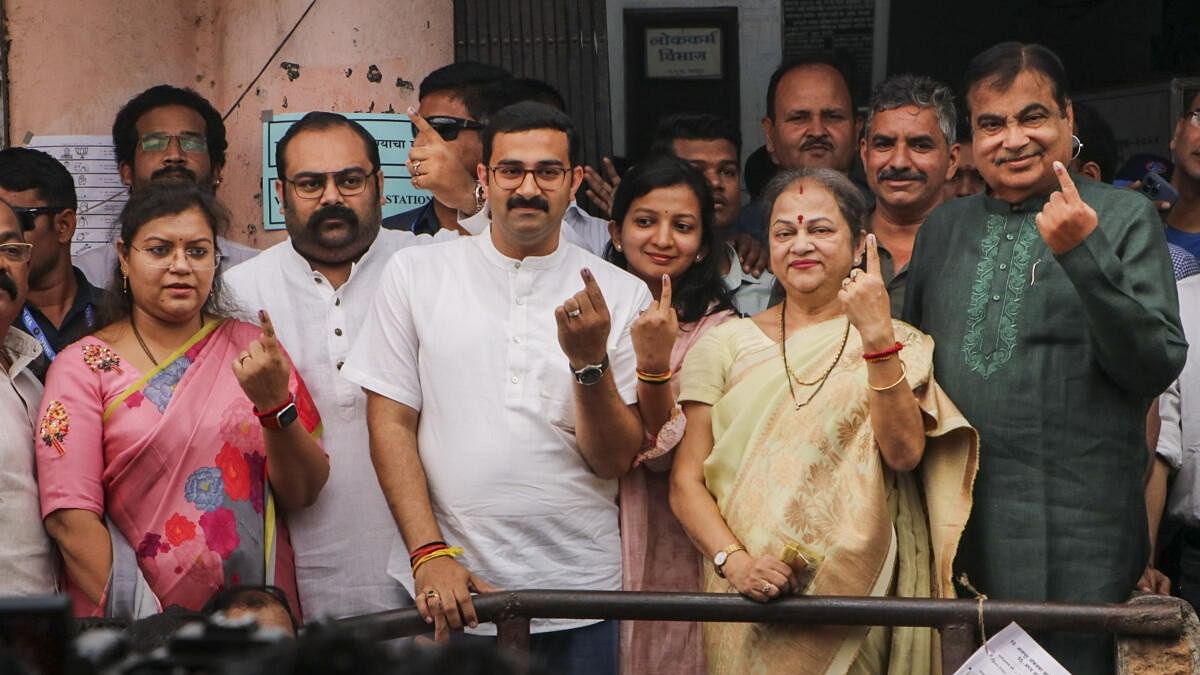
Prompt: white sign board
<box><xmin>646</xmin><ymin>28</ymin><xmax>722</xmax><ymax>80</ymax></box>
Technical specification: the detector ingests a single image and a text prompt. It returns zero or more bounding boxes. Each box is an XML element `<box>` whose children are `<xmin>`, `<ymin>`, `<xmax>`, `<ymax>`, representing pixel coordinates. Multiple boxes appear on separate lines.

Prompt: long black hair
<box><xmin>605</xmin><ymin>154</ymin><xmax>734</xmax><ymax>324</ymax></box>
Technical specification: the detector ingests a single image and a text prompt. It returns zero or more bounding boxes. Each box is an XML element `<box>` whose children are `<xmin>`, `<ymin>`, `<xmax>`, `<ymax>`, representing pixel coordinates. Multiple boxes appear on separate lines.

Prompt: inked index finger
<box><xmin>865</xmin><ymin>233</ymin><xmax>881</xmax><ymax>277</ymax></box>
<box><xmin>658</xmin><ymin>273</ymin><xmax>672</xmax><ymax>310</ymax></box>
<box><xmin>257</xmin><ymin>309</ymin><xmax>277</xmax><ymax>342</ymax></box>
<box><xmin>407</xmin><ymin>107</ymin><xmax>446</xmax><ymax>146</ymax></box>
<box><xmin>580</xmin><ymin>267</ymin><xmax>608</xmax><ymax>310</ymax></box>
<box><xmin>1052</xmin><ymin>161</ymin><xmax>1079</xmax><ymax>200</ymax></box>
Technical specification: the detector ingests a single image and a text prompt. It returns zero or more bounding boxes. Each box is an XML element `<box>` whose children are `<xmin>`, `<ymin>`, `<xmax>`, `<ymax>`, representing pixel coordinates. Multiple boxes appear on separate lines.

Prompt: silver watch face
<box><xmin>714</xmin><ymin>550</ymin><xmax>728</xmax><ymax>567</ymax></box>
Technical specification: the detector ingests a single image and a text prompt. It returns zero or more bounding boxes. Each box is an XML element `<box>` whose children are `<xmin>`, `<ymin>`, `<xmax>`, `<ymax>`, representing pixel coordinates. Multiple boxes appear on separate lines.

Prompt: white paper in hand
<box><xmin>952</xmin><ymin>622</ymin><xmax>1072</xmax><ymax>675</ymax></box>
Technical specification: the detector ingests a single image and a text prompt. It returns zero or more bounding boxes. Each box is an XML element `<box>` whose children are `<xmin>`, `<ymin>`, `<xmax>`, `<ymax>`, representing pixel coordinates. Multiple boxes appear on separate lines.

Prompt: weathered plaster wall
<box><xmin>6</xmin><ymin>0</ymin><xmax>453</xmax><ymax>247</ymax></box>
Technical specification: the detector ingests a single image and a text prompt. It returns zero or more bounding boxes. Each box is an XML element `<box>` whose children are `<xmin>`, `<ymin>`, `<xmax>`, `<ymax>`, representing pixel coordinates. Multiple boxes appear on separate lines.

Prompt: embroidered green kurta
<box><xmin>903</xmin><ymin>176</ymin><xmax>1186</xmax><ymax>674</ymax></box>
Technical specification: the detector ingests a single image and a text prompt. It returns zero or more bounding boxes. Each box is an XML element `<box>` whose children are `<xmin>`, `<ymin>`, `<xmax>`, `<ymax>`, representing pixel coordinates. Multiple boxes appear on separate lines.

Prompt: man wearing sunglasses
<box><xmin>75</xmin><ymin>85</ymin><xmax>259</xmax><ymax>288</ymax></box>
<box><xmin>0</xmin><ymin>148</ymin><xmax>106</xmax><ymax>381</ymax></box>
<box><xmin>383</xmin><ymin>62</ymin><xmax>511</xmax><ymax>236</ymax></box>
<box><xmin>0</xmin><ymin>198</ymin><xmax>57</xmax><ymax>597</ymax></box>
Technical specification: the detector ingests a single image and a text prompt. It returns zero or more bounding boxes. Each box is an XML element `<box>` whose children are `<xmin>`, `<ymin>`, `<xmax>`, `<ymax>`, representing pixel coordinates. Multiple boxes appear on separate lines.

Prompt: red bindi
<box><xmin>796</xmin><ymin>213</ymin><xmax>804</xmax><ymax>224</ymax></box>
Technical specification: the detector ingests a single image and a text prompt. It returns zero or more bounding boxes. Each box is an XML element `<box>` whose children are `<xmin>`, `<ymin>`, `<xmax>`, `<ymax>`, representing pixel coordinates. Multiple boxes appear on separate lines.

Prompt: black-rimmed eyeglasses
<box><xmin>283</xmin><ymin>168</ymin><xmax>379</xmax><ymax>199</ymax></box>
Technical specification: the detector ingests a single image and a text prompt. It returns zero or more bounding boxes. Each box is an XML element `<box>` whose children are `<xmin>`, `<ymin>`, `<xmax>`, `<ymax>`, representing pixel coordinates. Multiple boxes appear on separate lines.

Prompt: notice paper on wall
<box><xmin>952</xmin><ymin>622</ymin><xmax>1071</xmax><ymax>675</ymax></box>
<box><xmin>24</xmin><ymin>135</ymin><xmax>128</xmax><ymax>256</ymax></box>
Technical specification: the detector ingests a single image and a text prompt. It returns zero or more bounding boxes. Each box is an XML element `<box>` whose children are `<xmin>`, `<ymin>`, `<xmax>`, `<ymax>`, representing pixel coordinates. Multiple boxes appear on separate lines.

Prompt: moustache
<box><xmin>0</xmin><ymin>272</ymin><xmax>17</xmax><ymax>300</ymax></box>
<box><xmin>996</xmin><ymin>150</ymin><xmax>1044</xmax><ymax>165</ymax></box>
<box><xmin>877</xmin><ymin>167</ymin><xmax>927</xmax><ymax>182</ymax></box>
<box><xmin>800</xmin><ymin>137</ymin><xmax>834</xmax><ymax>152</ymax></box>
<box><xmin>151</xmin><ymin>166</ymin><xmax>198</xmax><ymax>183</ymax></box>
<box><xmin>306</xmin><ymin>204</ymin><xmax>360</xmax><ymax>231</ymax></box>
<box><xmin>506</xmin><ymin>195</ymin><xmax>550</xmax><ymax>212</ymax></box>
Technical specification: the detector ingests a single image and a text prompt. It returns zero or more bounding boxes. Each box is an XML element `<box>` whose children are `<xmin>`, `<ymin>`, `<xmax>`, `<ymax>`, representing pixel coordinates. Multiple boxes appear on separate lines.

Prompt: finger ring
<box><xmin>238</xmin><ymin>353</ymin><xmax>250</xmax><ymax>365</ymax></box>
<box><xmin>761</xmin><ymin>583</ymin><xmax>774</xmax><ymax>594</ymax></box>
<box><xmin>424</xmin><ymin>589</ymin><xmax>440</xmax><ymax>599</ymax></box>
<box><xmin>841</xmin><ymin>278</ymin><xmax>851</xmax><ymax>287</ymax></box>
<box><xmin>567</xmin><ymin>308</ymin><xmax>582</xmax><ymax>319</ymax></box>
<box><xmin>413</xmin><ymin>160</ymin><xmax>422</xmax><ymax>173</ymax></box>
<box><xmin>849</xmin><ymin>268</ymin><xmax>861</xmax><ymax>279</ymax></box>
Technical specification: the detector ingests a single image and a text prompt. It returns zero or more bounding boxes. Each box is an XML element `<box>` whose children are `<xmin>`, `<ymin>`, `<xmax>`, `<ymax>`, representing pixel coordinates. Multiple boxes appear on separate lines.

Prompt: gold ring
<box><xmin>424</xmin><ymin>589</ymin><xmax>440</xmax><ymax>599</ymax></box>
<box><xmin>239</xmin><ymin>353</ymin><xmax>250</xmax><ymax>365</ymax></box>
<box><xmin>567</xmin><ymin>308</ymin><xmax>582</xmax><ymax>319</ymax></box>
<box><xmin>761</xmin><ymin>583</ymin><xmax>774</xmax><ymax>594</ymax></box>
<box><xmin>413</xmin><ymin>160</ymin><xmax>422</xmax><ymax>173</ymax></box>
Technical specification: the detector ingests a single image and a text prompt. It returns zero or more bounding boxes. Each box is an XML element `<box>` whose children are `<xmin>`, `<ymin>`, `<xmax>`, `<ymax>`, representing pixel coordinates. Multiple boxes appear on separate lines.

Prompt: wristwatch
<box><xmin>255</xmin><ymin>394</ymin><xmax>298</xmax><ymax>430</ymax></box>
<box><xmin>713</xmin><ymin>543</ymin><xmax>746</xmax><ymax>579</ymax></box>
<box><xmin>572</xmin><ymin>355</ymin><xmax>610</xmax><ymax>386</ymax></box>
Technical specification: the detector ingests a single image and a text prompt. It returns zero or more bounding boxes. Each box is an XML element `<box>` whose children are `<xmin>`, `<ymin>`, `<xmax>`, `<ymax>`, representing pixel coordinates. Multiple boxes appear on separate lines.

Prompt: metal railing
<box><xmin>334</xmin><ymin>590</ymin><xmax>1189</xmax><ymax>672</ymax></box>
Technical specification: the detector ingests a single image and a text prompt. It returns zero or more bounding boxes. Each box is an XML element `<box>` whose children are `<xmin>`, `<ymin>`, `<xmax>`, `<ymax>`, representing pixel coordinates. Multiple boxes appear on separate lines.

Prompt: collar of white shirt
<box><xmin>3</xmin><ymin>328</ymin><xmax>42</xmax><ymax>378</ymax></box>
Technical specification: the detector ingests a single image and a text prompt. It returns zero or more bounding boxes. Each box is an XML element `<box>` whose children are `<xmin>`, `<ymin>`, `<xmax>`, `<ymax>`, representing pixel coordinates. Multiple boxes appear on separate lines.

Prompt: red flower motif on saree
<box><xmin>81</xmin><ymin>344</ymin><xmax>124</xmax><ymax>374</ymax></box>
<box><xmin>164</xmin><ymin>513</ymin><xmax>197</xmax><ymax>546</ymax></box>
<box><xmin>216</xmin><ymin>443</ymin><xmax>251</xmax><ymax>501</ymax></box>
<box><xmin>39</xmin><ymin>400</ymin><xmax>69</xmax><ymax>456</ymax></box>
<box><xmin>199</xmin><ymin>507</ymin><xmax>239</xmax><ymax>560</ymax></box>
<box><xmin>124</xmin><ymin>391</ymin><xmax>145</xmax><ymax>409</ymax></box>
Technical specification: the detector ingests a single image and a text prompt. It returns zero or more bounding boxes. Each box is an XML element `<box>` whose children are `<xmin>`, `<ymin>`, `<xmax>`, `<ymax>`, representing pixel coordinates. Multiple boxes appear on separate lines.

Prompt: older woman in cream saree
<box><xmin>670</xmin><ymin>168</ymin><xmax>978</xmax><ymax>675</ymax></box>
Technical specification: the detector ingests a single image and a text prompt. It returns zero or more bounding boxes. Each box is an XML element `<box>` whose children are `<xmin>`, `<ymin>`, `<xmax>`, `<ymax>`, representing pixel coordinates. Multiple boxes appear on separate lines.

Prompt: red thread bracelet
<box><xmin>863</xmin><ymin>341</ymin><xmax>903</xmax><ymax>361</ymax></box>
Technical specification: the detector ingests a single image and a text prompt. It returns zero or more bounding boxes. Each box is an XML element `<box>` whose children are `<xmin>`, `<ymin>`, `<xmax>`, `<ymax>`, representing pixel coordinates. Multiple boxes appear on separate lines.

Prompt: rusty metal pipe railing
<box><xmin>333</xmin><ymin>590</ymin><xmax>1187</xmax><ymax>671</ymax></box>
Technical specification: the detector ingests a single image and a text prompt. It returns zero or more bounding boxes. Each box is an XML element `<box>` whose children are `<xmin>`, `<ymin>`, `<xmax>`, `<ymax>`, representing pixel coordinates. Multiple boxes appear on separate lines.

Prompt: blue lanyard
<box><xmin>21</xmin><ymin>303</ymin><xmax>95</xmax><ymax>362</ymax></box>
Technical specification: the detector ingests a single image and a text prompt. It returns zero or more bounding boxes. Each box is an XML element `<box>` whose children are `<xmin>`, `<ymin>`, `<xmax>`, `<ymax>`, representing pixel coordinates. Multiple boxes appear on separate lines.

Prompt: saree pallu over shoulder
<box><xmin>690</xmin><ymin>318</ymin><xmax>978</xmax><ymax>675</ymax></box>
<box><xmin>36</xmin><ymin>319</ymin><xmax>317</xmax><ymax>618</ymax></box>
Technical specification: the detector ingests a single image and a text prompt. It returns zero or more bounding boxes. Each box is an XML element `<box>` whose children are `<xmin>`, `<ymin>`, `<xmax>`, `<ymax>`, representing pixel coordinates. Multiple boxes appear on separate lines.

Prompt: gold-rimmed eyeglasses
<box><xmin>130</xmin><ymin>244</ymin><xmax>222</xmax><ymax>270</ymax></box>
<box><xmin>0</xmin><ymin>242</ymin><xmax>33</xmax><ymax>263</ymax></box>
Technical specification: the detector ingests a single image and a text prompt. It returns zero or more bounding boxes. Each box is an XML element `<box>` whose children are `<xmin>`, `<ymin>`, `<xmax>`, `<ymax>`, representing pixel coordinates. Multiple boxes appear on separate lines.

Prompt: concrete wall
<box><xmin>6</xmin><ymin>0</ymin><xmax>454</xmax><ymax>247</ymax></box>
<box><xmin>605</xmin><ymin>0</ymin><xmax>782</xmax><ymax>165</ymax></box>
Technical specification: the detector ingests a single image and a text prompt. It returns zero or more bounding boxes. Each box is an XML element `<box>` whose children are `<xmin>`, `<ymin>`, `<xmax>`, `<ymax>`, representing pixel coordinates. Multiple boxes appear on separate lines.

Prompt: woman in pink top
<box><xmin>604</xmin><ymin>155</ymin><xmax>738</xmax><ymax>674</ymax></box>
<box><xmin>35</xmin><ymin>182</ymin><xmax>328</xmax><ymax>619</ymax></box>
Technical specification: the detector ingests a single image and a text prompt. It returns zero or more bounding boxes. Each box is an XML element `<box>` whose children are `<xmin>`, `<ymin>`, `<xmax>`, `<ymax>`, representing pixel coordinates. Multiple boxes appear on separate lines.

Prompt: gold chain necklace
<box><xmin>779</xmin><ymin>297</ymin><xmax>850</xmax><ymax>409</ymax></box>
<box><xmin>129</xmin><ymin>315</ymin><xmax>160</xmax><ymax>367</ymax></box>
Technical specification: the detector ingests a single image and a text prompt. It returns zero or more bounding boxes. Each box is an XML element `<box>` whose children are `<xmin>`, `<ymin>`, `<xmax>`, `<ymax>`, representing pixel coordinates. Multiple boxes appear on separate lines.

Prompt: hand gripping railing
<box><xmin>333</xmin><ymin>590</ymin><xmax>1188</xmax><ymax>672</ymax></box>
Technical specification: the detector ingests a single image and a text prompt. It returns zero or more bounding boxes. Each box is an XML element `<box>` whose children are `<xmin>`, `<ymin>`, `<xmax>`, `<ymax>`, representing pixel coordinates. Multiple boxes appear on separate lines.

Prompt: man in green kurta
<box><xmin>904</xmin><ymin>43</ymin><xmax>1187</xmax><ymax>674</ymax></box>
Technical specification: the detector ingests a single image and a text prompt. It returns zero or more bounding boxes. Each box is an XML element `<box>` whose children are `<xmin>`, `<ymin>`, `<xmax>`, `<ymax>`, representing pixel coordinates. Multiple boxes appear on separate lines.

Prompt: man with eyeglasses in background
<box><xmin>382</xmin><ymin>62</ymin><xmax>510</xmax><ymax>236</ymax></box>
<box><xmin>0</xmin><ymin>148</ymin><xmax>106</xmax><ymax>381</ymax></box>
<box><xmin>223</xmin><ymin>111</ymin><xmax>433</xmax><ymax>620</ymax></box>
<box><xmin>344</xmin><ymin>102</ymin><xmax>648</xmax><ymax>673</ymax></box>
<box><xmin>0</xmin><ymin>201</ymin><xmax>57</xmax><ymax>596</ymax></box>
<box><xmin>1166</xmin><ymin>92</ymin><xmax>1200</xmax><ymax>258</ymax></box>
<box><xmin>75</xmin><ymin>85</ymin><xmax>259</xmax><ymax>287</ymax></box>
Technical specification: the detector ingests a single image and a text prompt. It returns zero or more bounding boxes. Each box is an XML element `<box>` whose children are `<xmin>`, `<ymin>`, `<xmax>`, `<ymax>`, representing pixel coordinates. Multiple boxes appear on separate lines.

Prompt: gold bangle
<box><xmin>868</xmin><ymin>362</ymin><xmax>907</xmax><ymax>392</ymax></box>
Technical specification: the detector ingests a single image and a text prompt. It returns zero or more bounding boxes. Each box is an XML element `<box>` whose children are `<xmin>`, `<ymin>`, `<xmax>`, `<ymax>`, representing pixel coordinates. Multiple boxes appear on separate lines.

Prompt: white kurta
<box><xmin>342</xmin><ymin>228</ymin><xmax>651</xmax><ymax>634</ymax></box>
<box><xmin>223</xmin><ymin>228</ymin><xmax>445</xmax><ymax>619</ymax></box>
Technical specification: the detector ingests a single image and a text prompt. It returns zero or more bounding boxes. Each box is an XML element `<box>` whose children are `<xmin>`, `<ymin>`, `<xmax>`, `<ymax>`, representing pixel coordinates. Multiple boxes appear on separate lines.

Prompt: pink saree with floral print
<box><xmin>36</xmin><ymin>319</ymin><xmax>321</xmax><ymax>618</ymax></box>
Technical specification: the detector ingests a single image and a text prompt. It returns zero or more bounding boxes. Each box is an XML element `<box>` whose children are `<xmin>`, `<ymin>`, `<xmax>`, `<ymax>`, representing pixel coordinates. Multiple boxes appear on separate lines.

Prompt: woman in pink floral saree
<box><xmin>35</xmin><ymin>183</ymin><xmax>328</xmax><ymax>619</ymax></box>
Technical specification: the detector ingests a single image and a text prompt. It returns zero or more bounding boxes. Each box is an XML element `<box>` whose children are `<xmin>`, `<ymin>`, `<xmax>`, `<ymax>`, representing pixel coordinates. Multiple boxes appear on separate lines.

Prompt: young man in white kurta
<box><xmin>344</xmin><ymin>102</ymin><xmax>649</xmax><ymax>674</ymax></box>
